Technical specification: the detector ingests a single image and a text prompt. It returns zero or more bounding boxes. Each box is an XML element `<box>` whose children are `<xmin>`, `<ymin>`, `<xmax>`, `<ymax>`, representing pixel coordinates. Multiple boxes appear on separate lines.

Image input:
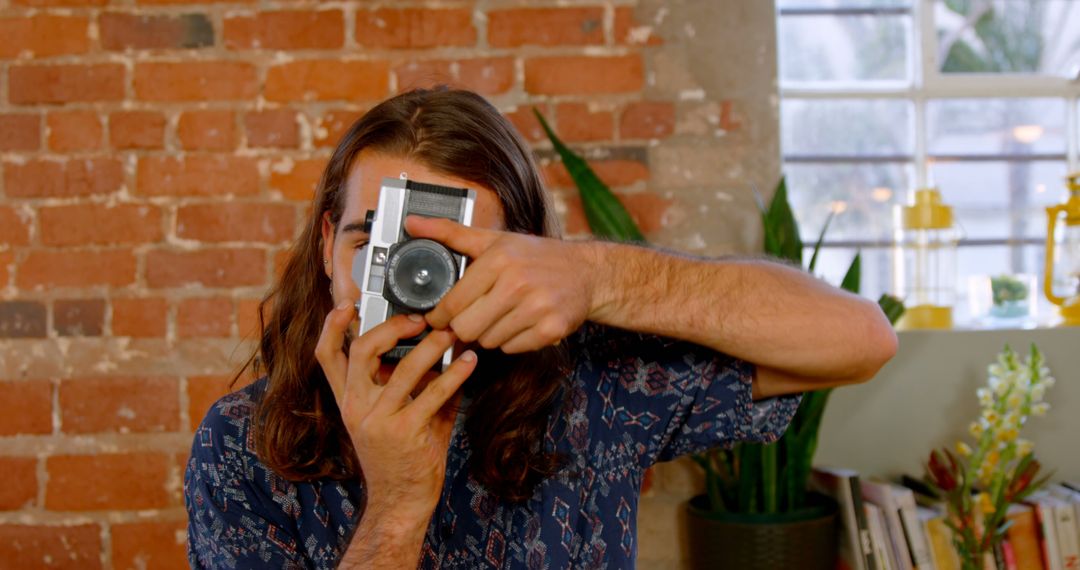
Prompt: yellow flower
<box><xmin>1032</xmin><ymin>403</ymin><xmax>1049</xmax><ymax>417</ymax></box>
<box><xmin>1017</xmin><ymin>439</ymin><xmax>1034</xmax><ymax>456</ymax></box>
<box><xmin>969</xmin><ymin>421</ymin><xmax>984</xmax><ymax>438</ymax></box>
<box><xmin>982</xmin><ymin>410</ymin><xmax>999</xmax><ymax>425</ymax></box>
<box><xmin>956</xmin><ymin>441</ymin><xmax>973</xmax><ymax>456</ymax></box>
<box><xmin>978</xmin><ymin>493</ymin><xmax>995</xmax><ymax>515</ymax></box>
<box><xmin>1006</xmin><ymin>393</ymin><xmax>1023</xmax><ymax>409</ymax></box>
<box><xmin>997</xmin><ymin>427</ymin><xmax>1019</xmax><ymax>443</ymax></box>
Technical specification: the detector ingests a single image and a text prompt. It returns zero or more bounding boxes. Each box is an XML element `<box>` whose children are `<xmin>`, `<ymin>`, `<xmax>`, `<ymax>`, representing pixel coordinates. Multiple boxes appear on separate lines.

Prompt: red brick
<box><xmin>46</xmin><ymin>453</ymin><xmax>172</xmax><ymax>510</ymax></box>
<box><xmin>0</xmin><ymin>381</ymin><xmax>52</xmax><ymax>435</ymax></box>
<box><xmin>176</xmin><ymin>110</ymin><xmax>236</xmax><ymax>151</ymax></box>
<box><xmin>525</xmin><ymin>55</ymin><xmax>643</xmax><ymax>95</ymax></box>
<box><xmin>111</xmin><ymin>520</ymin><xmax>188</xmax><ymax>570</ymax></box>
<box><xmin>245</xmin><ymin>109</ymin><xmax>299</xmax><ymax>148</ymax></box>
<box><xmin>356</xmin><ymin>8</ymin><xmax>475</xmax><ymax>49</ymax></box>
<box><xmin>561</xmin><ymin>191</ymin><xmax>673</xmax><ymax>236</ymax></box>
<box><xmin>134</xmin><ymin>62</ymin><xmax>257</xmax><ymax>101</ymax></box>
<box><xmin>146</xmin><ymin>248</ymin><xmax>265</xmax><ymax>288</ymax></box>
<box><xmin>101</xmin><ymin>12</ymin><xmax>214</xmax><ymax>50</ymax></box>
<box><xmin>0</xmin><ymin>15</ymin><xmax>91</xmax><ymax>58</ymax></box>
<box><xmin>54</xmin><ymin>299</ymin><xmax>106</xmax><ymax>336</ymax></box>
<box><xmin>720</xmin><ymin>100</ymin><xmax>742</xmax><ymax>131</ymax></box>
<box><xmin>18</xmin><ymin>250</ymin><xmax>136</xmax><ymax>289</ymax></box>
<box><xmin>0</xmin><ymin>524</ymin><xmax>102</xmax><ymax>570</ymax></box>
<box><xmin>266</xmin><ymin>60</ymin><xmax>388</xmax><ymax>102</ymax></box>
<box><xmin>504</xmin><ymin>106</ymin><xmax>548</xmax><ymax>143</ymax></box>
<box><xmin>137</xmin><ymin>155</ymin><xmax>258</xmax><ymax>196</ymax></box>
<box><xmin>236</xmin><ymin>297</ymin><xmax>262</xmax><ymax>340</ymax></box>
<box><xmin>488</xmin><ymin>8</ymin><xmax>602</xmax><ymax>48</ymax></box>
<box><xmin>111</xmin><ymin>297</ymin><xmax>168</xmax><ymax>338</ymax></box>
<box><xmin>0</xmin><ymin>251</ymin><xmax>15</xmax><ymax>288</ymax></box>
<box><xmin>0</xmin><ymin>206</ymin><xmax>31</xmax><ymax>246</ymax></box>
<box><xmin>0</xmin><ymin>457</ymin><xmax>37</xmax><ymax>510</ymax></box>
<box><xmin>269</xmin><ymin>157</ymin><xmax>326</xmax><ymax>201</ymax></box>
<box><xmin>614</xmin><ymin>7</ymin><xmax>663</xmax><ymax>46</ymax></box>
<box><xmin>620</xmin><ymin>101</ymin><xmax>675</xmax><ymax>140</ymax></box>
<box><xmin>312</xmin><ymin>109</ymin><xmax>363</xmax><ymax>148</ymax></box>
<box><xmin>555</xmin><ymin>103</ymin><xmax>613</xmax><ymax>142</ymax></box>
<box><xmin>136</xmin><ymin>0</ymin><xmax>254</xmax><ymax>4</ymax></box>
<box><xmin>40</xmin><ymin>203</ymin><xmax>161</xmax><ymax>247</ymax></box>
<box><xmin>0</xmin><ymin>114</ymin><xmax>40</xmax><ymax>151</ymax></box>
<box><xmin>542</xmin><ymin>158</ymin><xmax>650</xmax><ymax>190</ymax></box>
<box><xmin>13</xmin><ymin>0</ymin><xmax>106</xmax><ymax>5</ymax></box>
<box><xmin>395</xmin><ymin>58</ymin><xmax>514</xmax><ymax>95</ymax></box>
<box><xmin>176</xmin><ymin>202</ymin><xmax>295</xmax><ymax>244</ymax></box>
<box><xmin>4</xmin><ymin>158</ymin><xmax>124</xmax><ymax>198</ymax></box>
<box><xmin>59</xmin><ymin>377</ymin><xmax>180</xmax><ymax>434</ymax></box>
<box><xmin>273</xmin><ymin>248</ymin><xmax>290</xmax><ymax>279</ymax></box>
<box><xmin>177</xmin><ymin>297</ymin><xmax>232</xmax><ymax>338</ymax></box>
<box><xmin>225</xmin><ymin>10</ymin><xmax>343</xmax><ymax>50</ymax></box>
<box><xmin>187</xmin><ymin>373</ymin><xmax>254</xmax><ymax>430</ymax></box>
<box><xmin>9</xmin><ymin>64</ymin><xmax>124</xmax><ymax>104</ymax></box>
<box><xmin>47</xmin><ymin>110</ymin><xmax>103</xmax><ymax>152</ymax></box>
<box><xmin>0</xmin><ymin>301</ymin><xmax>46</xmax><ymax>338</ymax></box>
<box><xmin>110</xmin><ymin>111</ymin><xmax>165</xmax><ymax>150</ymax></box>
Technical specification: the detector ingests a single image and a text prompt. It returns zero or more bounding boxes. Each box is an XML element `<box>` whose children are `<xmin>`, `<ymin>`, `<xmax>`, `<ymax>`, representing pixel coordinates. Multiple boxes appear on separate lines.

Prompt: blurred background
<box><xmin>0</xmin><ymin>0</ymin><xmax>1078</xmax><ymax>568</ymax></box>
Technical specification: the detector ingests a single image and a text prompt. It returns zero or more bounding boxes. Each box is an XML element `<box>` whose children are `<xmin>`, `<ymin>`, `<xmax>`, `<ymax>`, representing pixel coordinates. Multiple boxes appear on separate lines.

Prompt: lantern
<box><xmin>893</xmin><ymin>188</ymin><xmax>959</xmax><ymax>329</ymax></box>
<box><xmin>1043</xmin><ymin>172</ymin><xmax>1080</xmax><ymax>326</ymax></box>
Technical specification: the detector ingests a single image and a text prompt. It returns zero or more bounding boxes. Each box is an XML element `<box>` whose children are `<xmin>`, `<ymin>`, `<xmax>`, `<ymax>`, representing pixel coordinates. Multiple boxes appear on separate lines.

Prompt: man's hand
<box><xmin>405</xmin><ymin>215</ymin><xmax>600</xmax><ymax>354</ymax></box>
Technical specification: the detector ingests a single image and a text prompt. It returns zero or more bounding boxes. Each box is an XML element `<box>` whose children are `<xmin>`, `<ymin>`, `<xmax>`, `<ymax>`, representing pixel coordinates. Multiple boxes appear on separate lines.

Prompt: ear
<box><xmin>320</xmin><ymin>211</ymin><xmax>334</xmax><ymax>278</ymax></box>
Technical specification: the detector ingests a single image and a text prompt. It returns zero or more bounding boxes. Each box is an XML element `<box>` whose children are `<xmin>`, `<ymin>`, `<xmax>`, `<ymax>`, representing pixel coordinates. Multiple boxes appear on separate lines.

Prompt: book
<box><xmin>867</xmin><ymin>502</ymin><xmax>897</xmax><ymax>570</ymax></box>
<box><xmin>920</xmin><ymin>507</ymin><xmax>960</xmax><ymax>570</ymax></box>
<box><xmin>1026</xmin><ymin>491</ymin><xmax>1064</xmax><ymax>570</ymax></box>
<box><xmin>895</xmin><ymin>484</ymin><xmax>937</xmax><ymax>570</ymax></box>
<box><xmin>813</xmin><ymin>467</ymin><xmax>878</xmax><ymax>570</ymax></box>
<box><xmin>1049</xmin><ymin>485</ymin><xmax>1080</xmax><ymax>570</ymax></box>
<box><xmin>862</xmin><ymin>480</ymin><xmax>913</xmax><ymax>570</ymax></box>
<box><xmin>1005</xmin><ymin>504</ymin><xmax>1045</xmax><ymax>570</ymax></box>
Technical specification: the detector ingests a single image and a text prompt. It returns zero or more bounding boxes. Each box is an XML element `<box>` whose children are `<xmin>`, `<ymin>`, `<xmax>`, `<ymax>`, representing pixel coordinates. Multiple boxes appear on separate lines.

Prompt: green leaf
<box><xmin>840</xmin><ymin>252</ymin><xmax>861</xmax><ymax>294</ymax></box>
<box><xmin>808</xmin><ymin>212</ymin><xmax>835</xmax><ymax>274</ymax></box>
<box><xmin>533</xmin><ymin>109</ymin><xmax>645</xmax><ymax>242</ymax></box>
<box><xmin>878</xmin><ymin>294</ymin><xmax>905</xmax><ymax>326</ymax></box>
<box><xmin>762</xmin><ymin>442</ymin><xmax>778</xmax><ymax>513</ymax></box>
<box><xmin>762</xmin><ymin>177</ymin><xmax>803</xmax><ymax>264</ymax></box>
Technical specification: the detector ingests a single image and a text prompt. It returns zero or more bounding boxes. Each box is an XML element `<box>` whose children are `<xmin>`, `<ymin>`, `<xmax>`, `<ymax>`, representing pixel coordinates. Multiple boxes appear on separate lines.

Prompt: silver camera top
<box><xmin>351</xmin><ymin>176</ymin><xmax>476</xmax><ymax>369</ymax></box>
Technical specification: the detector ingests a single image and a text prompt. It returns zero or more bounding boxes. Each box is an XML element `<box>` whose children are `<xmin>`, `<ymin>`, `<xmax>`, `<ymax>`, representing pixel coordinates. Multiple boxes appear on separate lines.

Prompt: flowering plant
<box><xmin>925</xmin><ymin>344</ymin><xmax>1055</xmax><ymax>570</ymax></box>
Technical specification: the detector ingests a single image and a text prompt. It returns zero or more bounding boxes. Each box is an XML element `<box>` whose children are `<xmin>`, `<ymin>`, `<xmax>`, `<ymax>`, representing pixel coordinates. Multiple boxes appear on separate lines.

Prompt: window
<box><xmin>776</xmin><ymin>0</ymin><xmax>1080</xmax><ymax>326</ymax></box>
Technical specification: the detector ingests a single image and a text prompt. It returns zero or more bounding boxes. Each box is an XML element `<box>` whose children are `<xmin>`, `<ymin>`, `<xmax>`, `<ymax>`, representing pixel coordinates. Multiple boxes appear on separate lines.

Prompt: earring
<box><xmin>323</xmin><ymin>259</ymin><xmax>328</xmax><ymax>265</ymax></box>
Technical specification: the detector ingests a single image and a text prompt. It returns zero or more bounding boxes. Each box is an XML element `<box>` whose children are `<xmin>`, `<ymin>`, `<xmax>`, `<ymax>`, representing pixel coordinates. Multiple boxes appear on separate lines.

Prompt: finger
<box><xmin>475</xmin><ymin>305</ymin><xmax>532</xmax><ymax>350</ymax></box>
<box><xmin>499</xmin><ymin>316</ymin><xmax>570</xmax><ymax>354</ymax></box>
<box><xmin>404</xmin><ymin>215</ymin><xmax>499</xmax><ymax>258</ymax></box>
<box><xmin>349</xmin><ymin>313</ymin><xmax>429</xmax><ymax>364</ymax></box>
<box><xmin>374</xmin><ymin>329</ymin><xmax>457</xmax><ymax>415</ymax></box>
<box><xmin>407</xmin><ymin>350</ymin><xmax>478</xmax><ymax>422</ymax></box>
<box><xmin>314</xmin><ymin>301</ymin><xmax>357</xmax><ymax>402</ymax></box>
<box><xmin>445</xmin><ymin>289</ymin><xmax>513</xmax><ymax>344</ymax></box>
<box><xmin>425</xmin><ymin>252</ymin><xmax>500</xmax><ymax>330</ymax></box>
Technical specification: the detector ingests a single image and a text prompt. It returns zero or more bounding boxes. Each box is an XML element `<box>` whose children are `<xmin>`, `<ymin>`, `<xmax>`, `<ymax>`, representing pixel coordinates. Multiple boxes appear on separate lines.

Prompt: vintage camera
<box><xmin>352</xmin><ymin>176</ymin><xmax>476</xmax><ymax>370</ymax></box>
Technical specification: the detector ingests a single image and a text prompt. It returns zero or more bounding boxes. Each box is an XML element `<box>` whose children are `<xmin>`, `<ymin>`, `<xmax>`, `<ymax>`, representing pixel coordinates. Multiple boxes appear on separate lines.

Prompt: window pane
<box><xmin>935</xmin><ymin>0</ymin><xmax>1080</xmax><ymax>78</ymax></box>
<box><xmin>778</xmin><ymin>14</ymin><xmax>911</xmax><ymax>84</ymax></box>
<box><xmin>927</xmin><ymin>98</ymin><xmax>1067</xmax><ymax>156</ymax></box>
<box><xmin>786</xmin><ymin>162</ymin><xmax>914</xmax><ymax>242</ymax></box>
<box><xmin>778</xmin><ymin>0</ymin><xmax>910</xmax><ymax>7</ymax></box>
<box><xmin>803</xmin><ymin>246</ymin><xmax>892</xmax><ymax>301</ymax></box>
<box><xmin>928</xmin><ymin>160</ymin><xmax>1069</xmax><ymax>240</ymax></box>
<box><xmin>782</xmin><ymin>99</ymin><xmax>914</xmax><ymax>156</ymax></box>
<box><xmin>954</xmin><ymin>244</ymin><xmax>1054</xmax><ymax>327</ymax></box>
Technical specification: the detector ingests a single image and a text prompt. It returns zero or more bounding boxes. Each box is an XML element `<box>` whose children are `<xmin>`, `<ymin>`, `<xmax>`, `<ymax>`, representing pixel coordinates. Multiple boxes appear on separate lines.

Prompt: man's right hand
<box><xmin>314</xmin><ymin>302</ymin><xmax>478</xmax><ymax>566</ymax></box>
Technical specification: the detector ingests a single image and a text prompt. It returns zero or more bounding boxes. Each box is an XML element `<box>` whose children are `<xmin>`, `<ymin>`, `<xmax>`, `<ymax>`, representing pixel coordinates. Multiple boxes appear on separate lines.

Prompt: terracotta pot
<box><xmin>685</xmin><ymin>492</ymin><xmax>838</xmax><ymax>570</ymax></box>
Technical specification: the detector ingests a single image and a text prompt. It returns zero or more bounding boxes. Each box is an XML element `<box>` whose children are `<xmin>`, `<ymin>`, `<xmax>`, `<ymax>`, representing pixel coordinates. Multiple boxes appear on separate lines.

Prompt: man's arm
<box><xmin>583</xmin><ymin>241</ymin><xmax>898</xmax><ymax>397</ymax></box>
<box><xmin>338</xmin><ymin>509</ymin><xmax>428</xmax><ymax>569</ymax></box>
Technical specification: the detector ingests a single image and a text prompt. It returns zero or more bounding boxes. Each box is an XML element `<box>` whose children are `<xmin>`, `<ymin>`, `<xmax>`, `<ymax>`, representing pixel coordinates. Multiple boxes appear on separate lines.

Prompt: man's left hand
<box><xmin>405</xmin><ymin>215</ymin><xmax>600</xmax><ymax>354</ymax></box>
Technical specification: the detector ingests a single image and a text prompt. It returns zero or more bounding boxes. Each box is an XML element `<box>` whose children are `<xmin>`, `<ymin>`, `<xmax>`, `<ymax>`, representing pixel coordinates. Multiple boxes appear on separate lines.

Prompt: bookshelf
<box><xmin>817</xmin><ymin>326</ymin><xmax>1080</xmax><ymax>481</ymax></box>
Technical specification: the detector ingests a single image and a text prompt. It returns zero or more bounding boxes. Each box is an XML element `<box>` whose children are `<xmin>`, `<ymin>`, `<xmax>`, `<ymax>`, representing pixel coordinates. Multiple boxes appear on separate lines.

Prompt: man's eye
<box><xmin>354</xmin><ymin>241</ymin><xmax>369</xmax><ymax>250</ymax></box>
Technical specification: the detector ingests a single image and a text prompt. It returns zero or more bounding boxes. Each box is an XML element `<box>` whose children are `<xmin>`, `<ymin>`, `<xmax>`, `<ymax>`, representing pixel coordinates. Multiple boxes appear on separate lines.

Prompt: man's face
<box><xmin>320</xmin><ymin>150</ymin><xmax>505</xmax><ymax>324</ymax></box>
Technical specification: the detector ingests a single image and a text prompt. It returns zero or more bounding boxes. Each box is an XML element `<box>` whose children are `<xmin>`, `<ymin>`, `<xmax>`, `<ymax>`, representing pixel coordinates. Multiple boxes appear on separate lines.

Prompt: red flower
<box><xmin>928</xmin><ymin>449</ymin><xmax>958</xmax><ymax>492</ymax></box>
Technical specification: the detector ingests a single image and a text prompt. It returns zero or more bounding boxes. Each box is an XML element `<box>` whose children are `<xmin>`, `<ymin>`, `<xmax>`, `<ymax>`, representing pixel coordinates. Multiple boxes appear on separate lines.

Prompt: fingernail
<box><xmin>460</xmin><ymin>350</ymin><xmax>476</xmax><ymax>362</ymax></box>
<box><xmin>337</xmin><ymin>301</ymin><xmax>351</xmax><ymax>311</ymax></box>
<box><xmin>407</xmin><ymin>313</ymin><xmax>424</xmax><ymax>322</ymax></box>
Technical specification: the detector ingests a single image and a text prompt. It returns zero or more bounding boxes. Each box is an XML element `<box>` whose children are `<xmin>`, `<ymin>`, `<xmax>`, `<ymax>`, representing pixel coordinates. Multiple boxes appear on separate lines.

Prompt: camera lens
<box><xmin>384</xmin><ymin>239</ymin><xmax>457</xmax><ymax>311</ymax></box>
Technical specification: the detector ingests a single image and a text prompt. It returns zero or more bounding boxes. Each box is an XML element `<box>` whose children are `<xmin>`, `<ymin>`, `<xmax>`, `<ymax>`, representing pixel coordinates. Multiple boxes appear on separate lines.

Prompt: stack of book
<box><xmin>811</xmin><ymin>467</ymin><xmax>1080</xmax><ymax>570</ymax></box>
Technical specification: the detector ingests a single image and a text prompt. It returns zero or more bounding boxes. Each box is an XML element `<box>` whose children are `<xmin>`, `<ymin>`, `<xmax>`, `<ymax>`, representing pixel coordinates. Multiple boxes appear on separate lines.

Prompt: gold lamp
<box><xmin>894</xmin><ymin>188</ymin><xmax>959</xmax><ymax>329</ymax></box>
<box><xmin>1043</xmin><ymin>172</ymin><xmax>1080</xmax><ymax>326</ymax></box>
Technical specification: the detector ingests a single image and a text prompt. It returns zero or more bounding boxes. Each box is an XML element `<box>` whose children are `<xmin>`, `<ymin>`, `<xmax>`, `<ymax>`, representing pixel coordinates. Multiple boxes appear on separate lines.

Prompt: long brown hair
<box><xmin>238</xmin><ymin>87</ymin><xmax>570</xmax><ymax>502</ymax></box>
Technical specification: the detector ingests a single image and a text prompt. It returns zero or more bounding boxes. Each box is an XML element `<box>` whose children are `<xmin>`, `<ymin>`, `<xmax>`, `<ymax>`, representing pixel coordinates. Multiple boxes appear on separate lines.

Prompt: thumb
<box><xmin>405</xmin><ymin>215</ymin><xmax>497</xmax><ymax>258</ymax></box>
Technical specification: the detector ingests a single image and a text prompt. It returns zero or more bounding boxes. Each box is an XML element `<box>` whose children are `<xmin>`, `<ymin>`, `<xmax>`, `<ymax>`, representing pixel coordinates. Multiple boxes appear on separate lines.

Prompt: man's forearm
<box><xmin>584</xmin><ymin>240</ymin><xmax>896</xmax><ymax>383</ymax></box>
<box><xmin>338</xmin><ymin>510</ymin><xmax>428</xmax><ymax>569</ymax></box>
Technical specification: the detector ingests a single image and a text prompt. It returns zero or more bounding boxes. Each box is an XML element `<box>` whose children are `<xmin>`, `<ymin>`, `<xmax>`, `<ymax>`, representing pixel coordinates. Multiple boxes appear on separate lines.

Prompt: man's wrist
<box><xmin>579</xmin><ymin>240</ymin><xmax>620</xmax><ymax>323</ymax></box>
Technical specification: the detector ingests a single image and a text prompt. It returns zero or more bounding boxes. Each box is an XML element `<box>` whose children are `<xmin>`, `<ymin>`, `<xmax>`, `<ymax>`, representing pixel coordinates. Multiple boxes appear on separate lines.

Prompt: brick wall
<box><xmin>0</xmin><ymin>1</ymin><xmax>779</xmax><ymax>568</ymax></box>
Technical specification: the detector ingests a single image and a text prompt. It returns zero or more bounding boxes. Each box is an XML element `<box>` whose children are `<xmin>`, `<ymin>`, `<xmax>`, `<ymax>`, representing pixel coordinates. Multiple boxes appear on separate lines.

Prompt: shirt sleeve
<box><xmin>570</xmin><ymin>322</ymin><xmax>803</xmax><ymax>469</ymax></box>
<box><xmin>184</xmin><ymin>389</ymin><xmax>307</xmax><ymax>570</ymax></box>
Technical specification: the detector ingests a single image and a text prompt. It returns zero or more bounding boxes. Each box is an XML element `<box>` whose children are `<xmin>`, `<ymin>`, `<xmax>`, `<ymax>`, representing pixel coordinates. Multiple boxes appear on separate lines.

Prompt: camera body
<box><xmin>352</xmin><ymin>176</ymin><xmax>476</xmax><ymax>369</ymax></box>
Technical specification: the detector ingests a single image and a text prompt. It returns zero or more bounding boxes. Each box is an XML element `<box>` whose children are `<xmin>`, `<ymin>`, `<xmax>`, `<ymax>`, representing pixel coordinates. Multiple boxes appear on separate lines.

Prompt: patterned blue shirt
<box><xmin>185</xmin><ymin>322</ymin><xmax>801</xmax><ymax>569</ymax></box>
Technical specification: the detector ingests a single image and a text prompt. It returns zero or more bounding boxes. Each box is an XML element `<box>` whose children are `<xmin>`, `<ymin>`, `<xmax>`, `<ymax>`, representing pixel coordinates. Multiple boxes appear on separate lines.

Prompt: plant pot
<box><xmin>685</xmin><ymin>492</ymin><xmax>838</xmax><ymax>570</ymax></box>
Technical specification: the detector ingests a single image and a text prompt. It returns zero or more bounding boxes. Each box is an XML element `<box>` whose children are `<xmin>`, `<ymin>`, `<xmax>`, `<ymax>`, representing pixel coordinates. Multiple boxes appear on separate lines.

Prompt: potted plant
<box><xmin>534</xmin><ymin>109</ymin><xmax>904</xmax><ymax>569</ymax></box>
